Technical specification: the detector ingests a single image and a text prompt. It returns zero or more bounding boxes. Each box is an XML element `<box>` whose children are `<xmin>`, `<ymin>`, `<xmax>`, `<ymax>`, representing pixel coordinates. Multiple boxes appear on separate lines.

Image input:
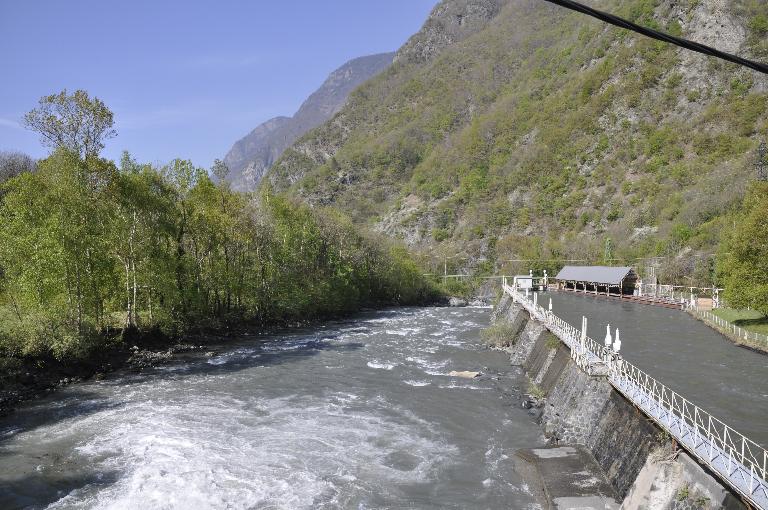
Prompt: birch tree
<box><xmin>24</xmin><ymin>89</ymin><xmax>116</xmax><ymax>159</ymax></box>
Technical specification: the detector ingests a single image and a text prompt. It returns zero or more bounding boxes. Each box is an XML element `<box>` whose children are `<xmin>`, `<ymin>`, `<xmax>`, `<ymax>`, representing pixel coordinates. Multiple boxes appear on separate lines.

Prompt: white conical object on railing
<box><xmin>533</xmin><ymin>292</ymin><xmax>538</xmax><ymax>307</ymax></box>
<box><xmin>605</xmin><ymin>324</ymin><xmax>612</xmax><ymax>348</ymax></box>
<box><xmin>614</xmin><ymin>328</ymin><xmax>621</xmax><ymax>352</ymax></box>
<box><xmin>581</xmin><ymin>316</ymin><xmax>587</xmax><ymax>341</ymax></box>
<box><xmin>549</xmin><ymin>298</ymin><xmax>553</xmax><ymax>312</ymax></box>
<box><xmin>525</xmin><ymin>288</ymin><xmax>529</xmax><ymax>298</ymax></box>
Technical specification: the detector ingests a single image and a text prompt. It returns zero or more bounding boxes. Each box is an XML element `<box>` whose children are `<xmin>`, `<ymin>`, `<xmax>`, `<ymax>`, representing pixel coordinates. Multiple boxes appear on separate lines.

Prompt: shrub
<box><xmin>481</xmin><ymin>321</ymin><xmax>518</xmax><ymax>348</ymax></box>
<box><xmin>527</xmin><ymin>382</ymin><xmax>547</xmax><ymax>399</ymax></box>
<box><xmin>545</xmin><ymin>335</ymin><xmax>561</xmax><ymax>350</ymax></box>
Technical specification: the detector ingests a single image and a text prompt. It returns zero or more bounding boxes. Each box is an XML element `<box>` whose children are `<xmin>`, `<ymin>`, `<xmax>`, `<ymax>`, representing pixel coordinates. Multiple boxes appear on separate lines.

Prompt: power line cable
<box><xmin>542</xmin><ymin>0</ymin><xmax>768</xmax><ymax>74</ymax></box>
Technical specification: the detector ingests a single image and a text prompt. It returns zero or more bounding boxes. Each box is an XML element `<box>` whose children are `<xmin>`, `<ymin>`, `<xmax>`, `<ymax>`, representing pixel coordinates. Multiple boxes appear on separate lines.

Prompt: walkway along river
<box><xmin>0</xmin><ymin>306</ymin><xmax>546</xmax><ymax>509</ymax></box>
<box><xmin>546</xmin><ymin>291</ymin><xmax>768</xmax><ymax>447</ymax></box>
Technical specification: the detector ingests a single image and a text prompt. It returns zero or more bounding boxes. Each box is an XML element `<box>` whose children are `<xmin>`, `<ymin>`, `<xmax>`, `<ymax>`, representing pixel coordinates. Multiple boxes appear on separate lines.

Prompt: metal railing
<box><xmin>692</xmin><ymin>309</ymin><xmax>768</xmax><ymax>350</ymax></box>
<box><xmin>501</xmin><ymin>278</ymin><xmax>768</xmax><ymax>509</ymax></box>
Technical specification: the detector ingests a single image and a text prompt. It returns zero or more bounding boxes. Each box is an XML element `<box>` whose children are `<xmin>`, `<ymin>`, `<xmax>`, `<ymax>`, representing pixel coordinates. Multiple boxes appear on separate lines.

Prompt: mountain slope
<box><xmin>268</xmin><ymin>0</ymin><xmax>768</xmax><ymax>284</ymax></box>
<box><xmin>223</xmin><ymin>52</ymin><xmax>395</xmax><ymax>191</ymax></box>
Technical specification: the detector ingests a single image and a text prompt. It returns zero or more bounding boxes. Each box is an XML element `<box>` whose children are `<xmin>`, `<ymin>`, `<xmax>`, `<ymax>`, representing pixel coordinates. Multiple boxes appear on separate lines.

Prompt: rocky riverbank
<box><xmin>0</xmin><ymin>315</ymin><xmax>330</xmax><ymax>417</ymax></box>
<box><xmin>0</xmin><ymin>294</ymin><xmax>475</xmax><ymax>418</ymax></box>
<box><xmin>0</xmin><ymin>335</ymin><xmax>222</xmax><ymax>417</ymax></box>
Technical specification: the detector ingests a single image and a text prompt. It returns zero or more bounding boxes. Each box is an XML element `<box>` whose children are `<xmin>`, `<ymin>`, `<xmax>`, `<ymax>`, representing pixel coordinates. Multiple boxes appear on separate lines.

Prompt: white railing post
<box><xmin>728</xmin><ymin>449</ymin><xmax>733</xmax><ymax>475</ymax></box>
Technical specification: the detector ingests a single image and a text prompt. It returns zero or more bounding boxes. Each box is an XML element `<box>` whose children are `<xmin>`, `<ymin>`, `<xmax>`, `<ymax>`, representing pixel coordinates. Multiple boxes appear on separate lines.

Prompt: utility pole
<box><xmin>756</xmin><ymin>140</ymin><xmax>767</xmax><ymax>181</ymax></box>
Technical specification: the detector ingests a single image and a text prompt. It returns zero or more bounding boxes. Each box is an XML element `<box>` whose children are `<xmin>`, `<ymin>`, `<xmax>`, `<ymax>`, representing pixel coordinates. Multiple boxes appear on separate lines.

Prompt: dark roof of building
<box><xmin>555</xmin><ymin>266</ymin><xmax>634</xmax><ymax>285</ymax></box>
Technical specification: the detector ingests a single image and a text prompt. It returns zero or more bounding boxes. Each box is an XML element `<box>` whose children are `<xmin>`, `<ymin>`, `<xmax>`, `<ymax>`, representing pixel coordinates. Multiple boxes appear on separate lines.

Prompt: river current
<box><xmin>0</xmin><ymin>306</ymin><xmax>544</xmax><ymax>509</ymax></box>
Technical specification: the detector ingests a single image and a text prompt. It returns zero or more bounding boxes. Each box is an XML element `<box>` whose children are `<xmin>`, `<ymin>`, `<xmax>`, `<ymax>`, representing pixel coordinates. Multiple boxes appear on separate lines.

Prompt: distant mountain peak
<box><xmin>223</xmin><ymin>52</ymin><xmax>395</xmax><ymax>191</ymax></box>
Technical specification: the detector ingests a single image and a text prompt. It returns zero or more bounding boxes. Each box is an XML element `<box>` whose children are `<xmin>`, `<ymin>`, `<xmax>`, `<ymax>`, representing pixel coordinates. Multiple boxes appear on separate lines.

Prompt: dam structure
<box><xmin>499</xmin><ymin>278</ymin><xmax>768</xmax><ymax>510</ymax></box>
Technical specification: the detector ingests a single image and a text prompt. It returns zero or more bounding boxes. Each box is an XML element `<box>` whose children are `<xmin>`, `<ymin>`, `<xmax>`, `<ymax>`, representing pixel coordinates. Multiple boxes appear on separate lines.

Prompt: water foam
<box><xmin>366</xmin><ymin>360</ymin><xmax>397</xmax><ymax>370</ymax></box>
<box><xmin>45</xmin><ymin>393</ymin><xmax>456</xmax><ymax>509</ymax></box>
<box><xmin>403</xmin><ymin>380</ymin><xmax>431</xmax><ymax>387</ymax></box>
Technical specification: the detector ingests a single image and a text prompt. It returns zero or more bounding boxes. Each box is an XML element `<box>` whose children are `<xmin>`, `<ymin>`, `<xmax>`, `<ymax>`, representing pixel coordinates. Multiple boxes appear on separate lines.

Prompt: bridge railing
<box><xmin>616</xmin><ymin>359</ymin><xmax>767</xmax><ymax>484</ymax></box>
<box><xmin>502</xmin><ymin>279</ymin><xmax>768</xmax><ymax>505</ymax></box>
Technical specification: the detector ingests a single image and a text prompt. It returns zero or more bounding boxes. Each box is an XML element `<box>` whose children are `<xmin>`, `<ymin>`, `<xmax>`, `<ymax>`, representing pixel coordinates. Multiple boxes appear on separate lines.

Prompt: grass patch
<box><xmin>481</xmin><ymin>321</ymin><xmax>517</xmax><ymax>348</ymax></box>
<box><xmin>527</xmin><ymin>382</ymin><xmax>547</xmax><ymax>399</ymax></box>
<box><xmin>711</xmin><ymin>308</ymin><xmax>768</xmax><ymax>336</ymax></box>
<box><xmin>545</xmin><ymin>335</ymin><xmax>561</xmax><ymax>350</ymax></box>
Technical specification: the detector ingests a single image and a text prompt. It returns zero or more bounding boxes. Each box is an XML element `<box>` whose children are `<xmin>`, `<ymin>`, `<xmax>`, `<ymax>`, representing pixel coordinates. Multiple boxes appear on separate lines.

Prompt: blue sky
<box><xmin>0</xmin><ymin>1</ymin><xmax>436</xmax><ymax>169</ymax></box>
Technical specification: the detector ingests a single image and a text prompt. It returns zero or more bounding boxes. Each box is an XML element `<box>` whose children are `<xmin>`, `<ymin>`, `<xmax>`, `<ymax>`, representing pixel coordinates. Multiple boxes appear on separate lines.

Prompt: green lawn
<box><xmin>711</xmin><ymin>308</ymin><xmax>768</xmax><ymax>336</ymax></box>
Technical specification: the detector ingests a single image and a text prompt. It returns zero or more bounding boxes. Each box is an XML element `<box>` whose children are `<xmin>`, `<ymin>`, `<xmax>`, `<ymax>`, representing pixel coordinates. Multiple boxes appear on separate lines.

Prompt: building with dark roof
<box><xmin>554</xmin><ymin>266</ymin><xmax>638</xmax><ymax>297</ymax></box>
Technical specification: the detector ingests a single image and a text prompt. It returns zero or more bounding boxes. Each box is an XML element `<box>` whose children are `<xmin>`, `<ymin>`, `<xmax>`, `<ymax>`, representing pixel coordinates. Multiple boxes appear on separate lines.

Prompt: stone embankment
<box><xmin>492</xmin><ymin>292</ymin><xmax>746</xmax><ymax>510</ymax></box>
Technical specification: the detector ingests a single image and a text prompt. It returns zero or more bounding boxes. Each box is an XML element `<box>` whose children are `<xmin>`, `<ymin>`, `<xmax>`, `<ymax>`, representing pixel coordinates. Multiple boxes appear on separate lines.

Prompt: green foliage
<box><xmin>545</xmin><ymin>335</ymin><xmax>561</xmax><ymax>350</ymax></box>
<box><xmin>23</xmin><ymin>89</ymin><xmax>116</xmax><ymax>159</ymax></box>
<box><xmin>730</xmin><ymin>77</ymin><xmax>753</xmax><ymax>97</ymax></box>
<box><xmin>0</xmin><ymin>149</ymin><xmax>438</xmax><ymax>360</ymax></box>
<box><xmin>432</xmin><ymin>227</ymin><xmax>451</xmax><ymax>242</ymax></box>
<box><xmin>481</xmin><ymin>320</ymin><xmax>517</xmax><ymax>348</ymax></box>
<box><xmin>527</xmin><ymin>382</ymin><xmax>546</xmax><ymax>399</ymax></box>
<box><xmin>749</xmin><ymin>14</ymin><xmax>768</xmax><ymax>35</ymax></box>
<box><xmin>0</xmin><ymin>151</ymin><xmax>36</xmax><ymax>186</ymax></box>
<box><xmin>711</xmin><ymin>308</ymin><xmax>768</xmax><ymax>336</ymax></box>
<box><xmin>671</xmin><ymin>223</ymin><xmax>694</xmax><ymax>244</ymax></box>
<box><xmin>717</xmin><ymin>182</ymin><xmax>768</xmax><ymax>314</ymax></box>
<box><xmin>438</xmin><ymin>278</ymin><xmax>475</xmax><ymax>299</ymax></box>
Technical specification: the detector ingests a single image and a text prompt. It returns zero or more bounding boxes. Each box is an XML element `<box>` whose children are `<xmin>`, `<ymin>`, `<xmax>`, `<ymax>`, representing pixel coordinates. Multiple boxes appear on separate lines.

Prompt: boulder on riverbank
<box><xmin>448</xmin><ymin>297</ymin><xmax>468</xmax><ymax>307</ymax></box>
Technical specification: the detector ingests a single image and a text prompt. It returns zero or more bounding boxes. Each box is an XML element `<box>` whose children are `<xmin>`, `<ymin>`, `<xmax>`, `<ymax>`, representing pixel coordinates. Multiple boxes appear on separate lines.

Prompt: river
<box><xmin>0</xmin><ymin>306</ymin><xmax>544</xmax><ymax>509</ymax></box>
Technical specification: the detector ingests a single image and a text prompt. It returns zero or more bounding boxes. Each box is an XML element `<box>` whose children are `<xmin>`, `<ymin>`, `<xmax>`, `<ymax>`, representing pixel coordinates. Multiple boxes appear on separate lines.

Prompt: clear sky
<box><xmin>0</xmin><ymin>0</ymin><xmax>436</xmax><ymax>169</ymax></box>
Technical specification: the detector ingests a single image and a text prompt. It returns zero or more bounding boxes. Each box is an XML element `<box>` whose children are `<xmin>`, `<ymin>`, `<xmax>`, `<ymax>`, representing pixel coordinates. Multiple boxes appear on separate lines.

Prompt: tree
<box><xmin>211</xmin><ymin>159</ymin><xmax>230</xmax><ymax>183</ymax></box>
<box><xmin>603</xmin><ymin>237</ymin><xmax>614</xmax><ymax>264</ymax></box>
<box><xmin>23</xmin><ymin>89</ymin><xmax>116</xmax><ymax>159</ymax></box>
<box><xmin>0</xmin><ymin>149</ymin><xmax>118</xmax><ymax>356</ymax></box>
<box><xmin>717</xmin><ymin>181</ymin><xmax>768</xmax><ymax>314</ymax></box>
<box><xmin>0</xmin><ymin>151</ymin><xmax>36</xmax><ymax>185</ymax></box>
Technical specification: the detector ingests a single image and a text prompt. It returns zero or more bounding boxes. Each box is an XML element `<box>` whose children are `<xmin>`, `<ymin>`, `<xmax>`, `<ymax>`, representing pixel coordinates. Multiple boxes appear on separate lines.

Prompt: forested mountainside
<box><xmin>223</xmin><ymin>52</ymin><xmax>394</xmax><ymax>191</ymax></box>
<box><xmin>268</xmin><ymin>0</ymin><xmax>768</xmax><ymax>284</ymax></box>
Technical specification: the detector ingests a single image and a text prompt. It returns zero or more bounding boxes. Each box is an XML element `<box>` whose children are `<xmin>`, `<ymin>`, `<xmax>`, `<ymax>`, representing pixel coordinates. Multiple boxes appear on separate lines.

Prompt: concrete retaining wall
<box><xmin>493</xmin><ymin>297</ymin><xmax>746</xmax><ymax>509</ymax></box>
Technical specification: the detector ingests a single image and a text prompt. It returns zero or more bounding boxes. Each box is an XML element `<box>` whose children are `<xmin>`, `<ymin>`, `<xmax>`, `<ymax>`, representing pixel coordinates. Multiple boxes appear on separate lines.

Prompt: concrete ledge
<box><xmin>621</xmin><ymin>451</ymin><xmax>745</xmax><ymax>510</ymax></box>
<box><xmin>515</xmin><ymin>445</ymin><xmax>620</xmax><ymax>510</ymax></box>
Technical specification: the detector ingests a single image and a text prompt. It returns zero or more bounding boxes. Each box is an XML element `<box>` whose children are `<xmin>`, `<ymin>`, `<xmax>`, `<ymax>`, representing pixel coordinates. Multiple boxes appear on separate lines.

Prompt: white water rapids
<box><xmin>0</xmin><ymin>307</ymin><xmax>545</xmax><ymax>509</ymax></box>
